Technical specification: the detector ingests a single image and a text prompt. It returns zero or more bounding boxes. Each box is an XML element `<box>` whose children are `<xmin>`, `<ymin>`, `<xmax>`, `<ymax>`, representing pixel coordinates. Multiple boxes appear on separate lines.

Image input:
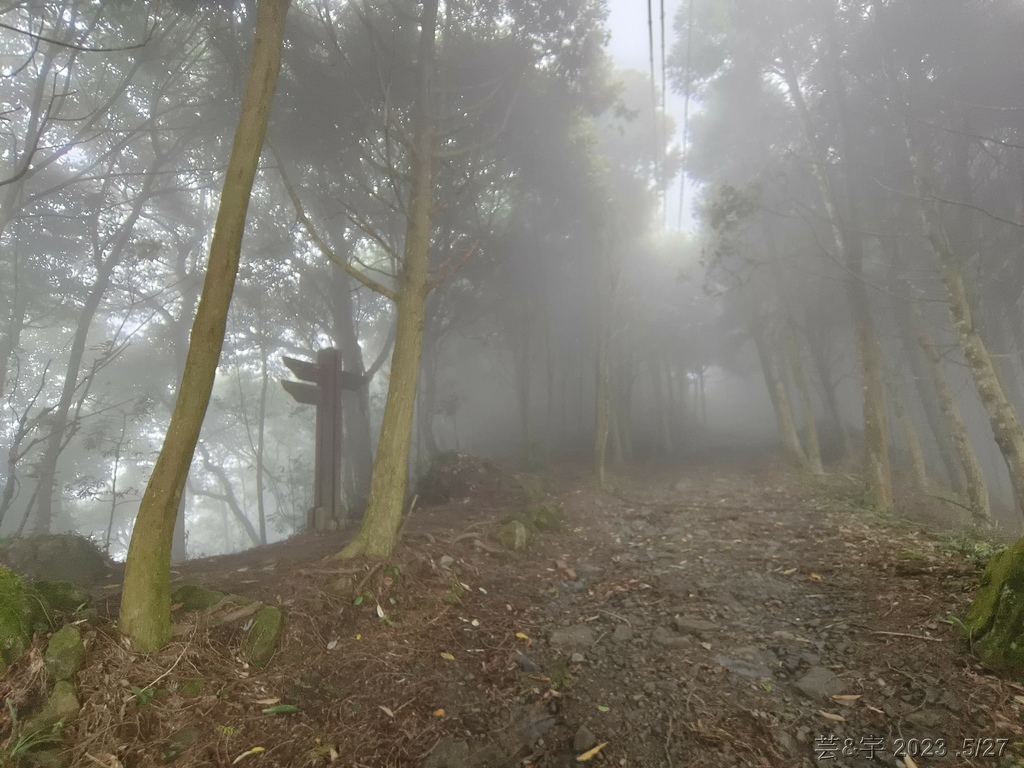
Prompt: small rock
<box><xmin>651</xmin><ymin>627</ymin><xmax>688</xmax><ymax>648</ymax></box>
<box><xmin>794</xmin><ymin>666</ymin><xmax>847</xmax><ymax>699</ymax></box>
<box><xmin>570</xmin><ymin>652</ymin><xmax>585</xmax><ymax>663</ymax></box>
<box><xmin>44</xmin><ymin>625</ymin><xmax>86</xmax><ymax>682</ymax></box>
<box><xmin>906</xmin><ymin>708</ymin><xmax>944</xmax><ymax>728</ymax></box>
<box><xmin>439</xmin><ymin>555</ymin><xmax>455</xmax><ymax>568</ymax></box>
<box><xmin>514</xmin><ymin>651</ymin><xmax>541</xmax><ymax>673</ymax></box>
<box><xmin>549</xmin><ymin>625</ymin><xmax>597</xmax><ymax>649</ymax></box>
<box><xmin>776</xmin><ymin>730</ymin><xmax>801</xmax><ymax>758</ymax></box>
<box><xmin>171</xmin><ymin>584</ymin><xmax>225</xmax><ymax>611</ymax></box>
<box><xmin>573</xmin><ymin>725</ymin><xmax>599</xmax><ymax>752</ymax></box>
<box><xmin>495</xmin><ymin>521</ymin><xmax>531</xmax><ymax>551</ymax></box>
<box><xmin>938</xmin><ymin>690</ymin><xmax>962</xmax><ymax>712</ymax></box>
<box><xmin>673</xmin><ymin>617</ymin><xmax>716</xmax><ymax>636</ymax></box>
<box><xmin>713</xmin><ymin>655</ymin><xmax>773</xmax><ymax>679</ymax></box>
<box><xmin>611</xmin><ymin>625</ymin><xmax>634</xmax><ymax>643</ymax></box>
<box><xmin>240</xmin><ymin>605</ymin><xmax>283</xmax><ymax>668</ymax></box>
<box><xmin>23</xmin><ymin>680</ymin><xmax>79</xmax><ymax>736</ymax></box>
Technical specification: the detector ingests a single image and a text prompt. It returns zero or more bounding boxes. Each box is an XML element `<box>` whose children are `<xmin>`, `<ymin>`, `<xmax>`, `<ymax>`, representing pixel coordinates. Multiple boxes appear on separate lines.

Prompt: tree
<box><xmin>119</xmin><ymin>0</ymin><xmax>290</xmax><ymax>652</ymax></box>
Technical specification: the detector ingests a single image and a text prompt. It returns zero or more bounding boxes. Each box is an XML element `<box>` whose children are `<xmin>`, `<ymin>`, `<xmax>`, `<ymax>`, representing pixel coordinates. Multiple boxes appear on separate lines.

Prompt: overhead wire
<box><xmin>678</xmin><ymin>0</ymin><xmax>694</xmax><ymax>230</ymax></box>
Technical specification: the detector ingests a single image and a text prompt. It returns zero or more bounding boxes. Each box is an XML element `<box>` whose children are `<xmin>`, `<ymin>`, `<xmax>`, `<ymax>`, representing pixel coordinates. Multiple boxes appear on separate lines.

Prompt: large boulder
<box><xmin>965</xmin><ymin>536</ymin><xmax>1024</xmax><ymax>675</ymax></box>
<box><xmin>0</xmin><ymin>534</ymin><xmax>112</xmax><ymax>587</ymax></box>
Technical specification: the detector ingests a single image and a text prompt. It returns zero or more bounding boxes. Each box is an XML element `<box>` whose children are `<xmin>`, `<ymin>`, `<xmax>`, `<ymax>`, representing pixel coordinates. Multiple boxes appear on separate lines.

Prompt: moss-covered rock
<box><xmin>23</xmin><ymin>680</ymin><xmax>80</xmax><ymax>737</ymax></box>
<box><xmin>0</xmin><ymin>565</ymin><xmax>33</xmax><ymax>672</ymax></box>
<box><xmin>240</xmin><ymin>605</ymin><xmax>283</xmax><ymax>668</ymax></box>
<box><xmin>494</xmin><ymin>520</ymin><xmax>531</xmax><ymax>551</ymax></box>
<box><xmin>45</xmin><ymin>625</ymin><xmax>86</xmax><ymax>682</ymax></box>
<box><xmin>34</xmin><ymin>580</ymin><xmax>92</xmax><ymax>613</ymax></box>
<box><xmin>966</xmin><ymin>536</ymin><xmax>1024</xmax><ymax>674</ymax></box>
<box><xmin>0</xmin><ymin>534</ymin><xmax>111</xmax><ymax>586</ymax></box>
<box><xmin>522</xmin><ymin>502</ymin><xmax>566</xmax><ymax>533</ymax></box>
<box><xmin>171</xmin><ymin>584</ymin><xmax>226</xmax><ymax>611</ymax></box>
<box><xmin>21</xmin><ymin>748</ymin><xmax>72</xmax><ymax>768</ymax></box>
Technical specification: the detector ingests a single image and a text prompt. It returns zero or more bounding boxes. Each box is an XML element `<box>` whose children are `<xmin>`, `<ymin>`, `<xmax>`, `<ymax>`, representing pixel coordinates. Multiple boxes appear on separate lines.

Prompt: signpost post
<box><xmin>282</xmin><ymin>348</ymin><xmax>363</xmax><ymax>531</ymax></box>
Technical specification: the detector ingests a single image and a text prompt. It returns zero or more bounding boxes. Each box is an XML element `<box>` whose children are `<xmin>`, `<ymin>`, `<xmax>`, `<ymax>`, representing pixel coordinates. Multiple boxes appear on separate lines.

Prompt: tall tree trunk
<box><xmin>781</xmin><ymin>58</ymin><xmax>891</xmax><ymax>504</ymax></box>
<box><xmin>887</xmin><ymin>259</ymin><xmax>966</xmax><ymax>492</ymax></box>
<box><xmin>884</xmin><ymin>364</ymin><xmax>929</xmax><ymax>493</ymax></box>
<box><xmin>515</xmin><ymin>312</ymin><xmax>532</xmax><ymax>463</ymax></box>
<box><xmin>594</xmin><ymin>252</ymin><xmax>614</xmax><ymax>488</ymax></box>
<box><xmin>751</xmin><ymin>318</ymin><xmax>806</xmax><ymax>467</ymax></box>
<box><xmin>119</xmin><ymin>0</ymin><xmax>289</xmax><ymax>651</ymax></box>
<box><xmin>417</xmin><ymin>331</ymin><xmax>440</xmax><ymax>460</ymax></box>
<box><xmin>330</xmin><ymin>266</ymin><xmax>374</xmax><ymax>508</ymax></box>
<box><xmin>911</xmin><ymin>304</ymin><xmax>991</xmax><ymax>526</ymax></box>
<box><xmin>787</xmin><ymin>328</ymin><xmax>824</xmax><ymax>474</ymax></box>
<box><xmin>651</xmin><ymin>355</ymin><xmax>673</xmax><ymax>456</ymax></box>
<box><xmin>33</xmin><ymin>230</ymin><xmax>138</xmax><ymax>533</ymax></box>
<box><xmin>807</xmin><ymin>332</ymin><xmax>851</xmax><ymax>457</ymax></box>
<box><xmin>255</xmin><ymin>337</ymin><xmax>269</xmax><ymax>545</ymax></box>
<box><xmin>338</xmin><ymin>0</ymin><xmax>439</xmax><ymax>559</ymax></box>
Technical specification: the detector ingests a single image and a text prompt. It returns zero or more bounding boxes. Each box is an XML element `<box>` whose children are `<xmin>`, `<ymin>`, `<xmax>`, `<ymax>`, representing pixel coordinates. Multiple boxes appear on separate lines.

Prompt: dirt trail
<box><xmin>19</xmin><ymin>459</ymin><xmax>1024</xmax><ymax>768</ymax></box>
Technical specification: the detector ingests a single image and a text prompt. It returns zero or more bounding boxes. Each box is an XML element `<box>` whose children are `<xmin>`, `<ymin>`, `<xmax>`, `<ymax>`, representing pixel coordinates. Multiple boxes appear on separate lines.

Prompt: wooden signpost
<box><xmin>282</xmin><ymin>348</ymin><xmax>363</xmax><ymax>531</ymax></box>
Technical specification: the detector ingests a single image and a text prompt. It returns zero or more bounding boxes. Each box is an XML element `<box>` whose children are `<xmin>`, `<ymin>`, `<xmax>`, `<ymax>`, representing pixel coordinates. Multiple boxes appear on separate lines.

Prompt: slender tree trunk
<box><xmin>255</xmin><ymin>339</ymin><xmax>269</xmax><ymax>545</ymax></box>
<box><xmin>887</xmin><ymin>259</ymin><xmax>966</xmax><ymax>491</ymax></box>
<box><xmin>912</xmin><ymin>303</ymin><xmax>991</xmax><ymax>525</ymax></box>
<box><xmin>417</xmin><ymin>331</ymin><xmax>440</xmax><ymax>460</ymax></box>
<box><xmin>787</xmin><ymin>328</ymin><xmax>824</xmax><ymax>474</ymax></box>
<box><xmin>884</xmin><ymin>364</ymin><xmax>929</xmax><ymax>493</ymax></box>
<box><xmin>751</xmin><ymin>318</ymin><xmax>807</xmax><ymax>467</ymax></box>
<box><xmin>119</xmin><ymin>0</ymin><xmax>289</xmax><ymax>651</ymax></box>
<box><xmin>652</xmin><ymin>355</ymin><xmax>673</xmax><ymax>456</ymax></box>
<box><xmin>808</xmin><ymin>334</ymin><xmax>851</xmax><ymax>457</ymax></box>
<box><xmin>594</xmin><ymin>252</ymin><xmax>614</xmax><ymax>487</ymax></box>
<box><xmin>33</xmin><ymin>256</ymin><xmax>123</xmax><ymax>534</ymax></box>
<box><xmin>338</xmin><ymin>0</ymin><xmax>439</xmax><ymax>559</ymax></box>
<box><xmin>515</xmin><ymin>314</ymin><xmax>532</xmax><ymax>462</ymax></box>
<box><xmin>331</xmin><ymin>267</ymin><xmax>374</xmax><ymax>506</ymax></box>
<box><xmin>781</xmin><ymin>58</ymin><xmax>891</xmax><ymax>504</ymax></box>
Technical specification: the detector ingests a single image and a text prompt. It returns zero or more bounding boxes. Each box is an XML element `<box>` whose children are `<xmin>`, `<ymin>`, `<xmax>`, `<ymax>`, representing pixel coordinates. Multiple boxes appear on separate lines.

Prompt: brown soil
<box><xmin>4</xmin><ymin>455</ymin><xmax>1024</xmax><ymax>768</ymax></box>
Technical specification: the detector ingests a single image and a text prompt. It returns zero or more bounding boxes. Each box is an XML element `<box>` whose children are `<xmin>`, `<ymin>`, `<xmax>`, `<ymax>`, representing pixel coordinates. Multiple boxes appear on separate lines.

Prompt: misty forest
<box><xmin>3</xmin><ymin>1</ymin><xmax>1024</xmax><ymax>766</ymax></box>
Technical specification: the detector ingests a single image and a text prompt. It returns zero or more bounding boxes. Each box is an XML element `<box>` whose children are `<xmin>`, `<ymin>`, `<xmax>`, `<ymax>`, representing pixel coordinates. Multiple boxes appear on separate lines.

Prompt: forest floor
<box><xmin>6</xmin><ymin>454</ymin><xmax>1024</xmax><ymax>768</ymax></box>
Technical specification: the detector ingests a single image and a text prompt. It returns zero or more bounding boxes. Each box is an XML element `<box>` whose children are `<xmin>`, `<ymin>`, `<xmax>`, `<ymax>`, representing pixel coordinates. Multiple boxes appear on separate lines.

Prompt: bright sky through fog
<box><xmin>605</xmin><ymin>0</ymin><xmax>695</xmax><ymax>231</ymax></box>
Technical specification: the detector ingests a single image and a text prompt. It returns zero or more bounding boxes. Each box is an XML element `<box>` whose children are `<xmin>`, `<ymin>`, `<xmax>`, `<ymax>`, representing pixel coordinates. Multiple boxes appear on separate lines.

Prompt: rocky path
<box><xmin>482</xmin><ymin>462</ymin><xmax>1023</xmax><ymax>767</ymax></box>
<box><xmin>40</xmin><ymin>458</ymin><xmax>1024</xmax><ymax>768</ymax></box>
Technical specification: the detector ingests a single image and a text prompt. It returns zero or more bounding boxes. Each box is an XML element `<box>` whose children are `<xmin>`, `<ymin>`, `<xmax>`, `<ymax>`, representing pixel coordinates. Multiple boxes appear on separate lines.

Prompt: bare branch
<box><xmin>0</xmin><ymin>20</ymin><xmax>155</xmax><ymax>53</ymax></box>
<box><xmin>269</xmin><ymin>141</ymin><xmax>397</xmax><ymax>301</ymax></box>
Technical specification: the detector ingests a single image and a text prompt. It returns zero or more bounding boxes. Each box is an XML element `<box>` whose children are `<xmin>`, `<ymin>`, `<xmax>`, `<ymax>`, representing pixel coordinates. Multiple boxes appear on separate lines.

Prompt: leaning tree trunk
<box><xmin>119</xmin><ymin>0</ymin><xmax>289</xmax><ymax>652</ymax></box>
<box><xmin>338</xmin><ymin>0</ymin><xmax>439</xmax><ymax>559</ymax></box>
<box><xmin>751</xmin><ymin>318</ymin><xmax>806</xmax><ymax>468</ymax></box>
<box><xmin>786</xmin><ymin>328</ymin><xmax>824</xmax><ymax>475</ymax></box>
<box><xmin>911</xmin><ymin>303</ymin><xmax>991</xmax><ymax>526</ymax></box>
<box><xmin>889</xmin><ymin>274</ymin><xmax>966</xmax><ymax>492</ymax></box>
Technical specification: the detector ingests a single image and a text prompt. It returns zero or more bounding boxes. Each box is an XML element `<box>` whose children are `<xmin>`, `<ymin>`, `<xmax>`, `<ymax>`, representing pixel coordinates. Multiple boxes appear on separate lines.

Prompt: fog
<box><xmin>3</xmin><ymin>0</ymin><xmax>1024</xmax><ymax>563</ymax></box>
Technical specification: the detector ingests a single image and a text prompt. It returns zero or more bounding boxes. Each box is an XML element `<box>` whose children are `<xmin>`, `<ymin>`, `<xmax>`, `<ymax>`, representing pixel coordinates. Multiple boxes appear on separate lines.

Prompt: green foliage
<box><xmin>938</xmin><ymin>531</ymin><xmax>1007</xmax><ymax>571</ymax></box>
<box><xmin>2</xmin><ymin>701</ymin><xmax>65</xmax><ymax>761</ymax></box>
<box><xmin>131</xmin><ymin>685</ymin><xmax>156</xmax><ymax>707</ymax></box>
<box><xmin>442</xmin><ymin>584</ymin><xmax>465</xmax><ymax>605</ymax></box>
<box><xmin>549</xmin><ymin>660</ymin><xmax>575</xmax><ymax>690</ymax></box>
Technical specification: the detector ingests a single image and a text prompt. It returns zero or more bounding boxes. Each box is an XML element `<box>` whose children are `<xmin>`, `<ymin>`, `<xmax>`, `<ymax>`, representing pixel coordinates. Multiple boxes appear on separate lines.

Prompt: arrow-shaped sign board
<box><xmin>282</xmin><ymin>379</ymin><xmax>319</xmax><ymax>405</ymax></box>
<box><xmin>283</xmin><ymin>356</ymin><xmax>320</xmax><ymax>383</ymax></box>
